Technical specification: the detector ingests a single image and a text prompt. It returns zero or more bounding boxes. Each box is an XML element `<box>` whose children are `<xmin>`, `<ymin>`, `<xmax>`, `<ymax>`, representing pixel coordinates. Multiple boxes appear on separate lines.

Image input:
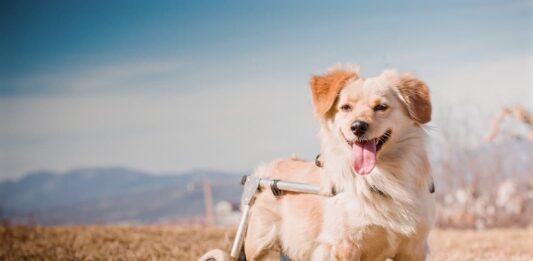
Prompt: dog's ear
<box><xmin>310</xmin><ymin>68</ymin><xmax>358</xmax><ymax>118</ymax></box>
<box><xmin>393</xmin><ymin>73</ymin><xmax>432</xmax><ymax>124</ymax></box>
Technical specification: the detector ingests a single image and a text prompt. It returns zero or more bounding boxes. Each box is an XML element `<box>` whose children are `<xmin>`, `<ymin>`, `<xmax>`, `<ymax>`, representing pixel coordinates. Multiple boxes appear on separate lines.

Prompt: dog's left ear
<box><xmin>310</xmin><ymin>68</ymin><xmax>358</xmax><ymax>118</ymax></box>
<box><xmin>393</xmin><ymin>73</ymin><xmax>432</xmax><ymax>124</ymax></box>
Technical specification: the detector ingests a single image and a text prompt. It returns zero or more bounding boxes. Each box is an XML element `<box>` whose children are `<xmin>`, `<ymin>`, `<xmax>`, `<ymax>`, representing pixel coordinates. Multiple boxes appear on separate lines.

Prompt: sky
<box><xmin>0</xmin><ymin>0</ymin><xmax>531</xmax><ymax>180</ymax></box>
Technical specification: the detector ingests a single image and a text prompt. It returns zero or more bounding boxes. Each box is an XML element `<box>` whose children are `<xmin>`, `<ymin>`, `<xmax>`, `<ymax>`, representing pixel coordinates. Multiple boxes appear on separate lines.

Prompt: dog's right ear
<box><xmin>395</xmin><ymin>73</ymin><xmax>432</xmax><ymax>124</ymax></box>
<box><xmin>310</xmin><ymin>68</ymin><xmax>358</xmax><ymax>118</ymax></box>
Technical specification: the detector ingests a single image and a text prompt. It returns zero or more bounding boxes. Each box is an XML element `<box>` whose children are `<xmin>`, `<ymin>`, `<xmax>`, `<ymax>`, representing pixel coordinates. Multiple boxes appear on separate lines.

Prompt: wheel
<box><xmin>198</xmin><ymin>249</ymin><xmax>231</xmax><ymax>261</ymax></box>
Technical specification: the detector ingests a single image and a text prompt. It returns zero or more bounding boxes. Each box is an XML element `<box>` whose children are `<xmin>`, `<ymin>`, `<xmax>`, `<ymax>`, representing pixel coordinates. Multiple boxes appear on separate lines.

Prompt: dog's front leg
<box><xmin>312</xmin><ymin>200</ymin><xmax>359</xmax><ymax>261</ymax></box>
<box><xmin>312</xmin><ymin>215</ymin><xmax>341</xmax><ymax>260</ymax></box>
<box><xmin>393</xmin><ymin>240</ymin><xmax>428</xmax><ymax>261</ymax></box>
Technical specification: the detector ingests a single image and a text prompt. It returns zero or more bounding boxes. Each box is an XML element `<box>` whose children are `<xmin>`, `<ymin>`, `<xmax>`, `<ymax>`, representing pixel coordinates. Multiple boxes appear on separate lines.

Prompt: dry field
<box><xmin>1</xmin><ymin>225</ymin><xmax>532</xmax><ymax>260</ymax></box>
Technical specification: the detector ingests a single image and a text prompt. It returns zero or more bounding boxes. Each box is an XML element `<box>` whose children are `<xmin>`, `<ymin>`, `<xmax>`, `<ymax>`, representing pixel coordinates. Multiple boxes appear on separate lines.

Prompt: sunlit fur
<box><xmin>242</xmin><ymin>66</ymin><xmax>435</xmax><ymax>261</ymax></box>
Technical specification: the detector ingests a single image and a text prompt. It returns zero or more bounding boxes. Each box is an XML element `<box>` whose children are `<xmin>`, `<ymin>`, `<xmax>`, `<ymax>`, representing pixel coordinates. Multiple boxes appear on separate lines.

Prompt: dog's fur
<box><xmin>244</xmin><ymin>66</ymin><xmax>435</xmax><ymax>260</ymax></box>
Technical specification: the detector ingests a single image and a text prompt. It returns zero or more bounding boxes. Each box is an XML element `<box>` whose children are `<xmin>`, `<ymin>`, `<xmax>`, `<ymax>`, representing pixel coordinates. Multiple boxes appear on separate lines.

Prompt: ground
<box><xmin>1</xmin><ymin>226</ymin><xmax>532</xmax><ymax>260</ymax></box>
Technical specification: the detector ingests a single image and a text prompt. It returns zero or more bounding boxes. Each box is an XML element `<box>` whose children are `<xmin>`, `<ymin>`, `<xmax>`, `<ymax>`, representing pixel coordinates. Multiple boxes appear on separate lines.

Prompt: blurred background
<box><xmin>1</xmin><ymin>0</ymin><xmax>531</xmax><ymax>228</ymax></box>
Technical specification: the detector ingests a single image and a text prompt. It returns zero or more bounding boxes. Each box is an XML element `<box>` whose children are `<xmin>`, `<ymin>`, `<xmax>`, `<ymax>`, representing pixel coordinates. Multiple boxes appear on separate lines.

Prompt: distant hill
<box><xmin>0</xmin><ymin>168</ymin><xmax>244</xmax><ymax>225</ymax></box>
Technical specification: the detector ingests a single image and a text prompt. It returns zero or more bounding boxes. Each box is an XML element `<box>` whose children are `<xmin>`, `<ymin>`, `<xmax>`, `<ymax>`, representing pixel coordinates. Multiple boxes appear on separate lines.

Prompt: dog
<box><xmin>309</xmin><ymin>66</ymin><xmax>435</xmax><ymax>260</ymax></box>
<box><xmin>236</xmin><ymin>66</ymin><xmax>435</xmax><ymax>260</ymax></box>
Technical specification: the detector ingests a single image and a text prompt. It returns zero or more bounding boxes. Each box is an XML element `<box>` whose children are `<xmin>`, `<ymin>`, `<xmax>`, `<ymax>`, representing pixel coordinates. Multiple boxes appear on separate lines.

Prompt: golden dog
<box><xmin>243</xmin><ymin>66</ymin><xmax>435</xmax><ymax>260</ymax></box>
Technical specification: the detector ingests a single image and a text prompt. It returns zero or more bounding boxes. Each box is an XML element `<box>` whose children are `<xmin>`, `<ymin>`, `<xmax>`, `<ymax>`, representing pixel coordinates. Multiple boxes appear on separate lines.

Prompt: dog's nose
<box><xmin>351</xmin><ymin>121</ymin><xmax>369</xmax><ymax>136</ymax></box>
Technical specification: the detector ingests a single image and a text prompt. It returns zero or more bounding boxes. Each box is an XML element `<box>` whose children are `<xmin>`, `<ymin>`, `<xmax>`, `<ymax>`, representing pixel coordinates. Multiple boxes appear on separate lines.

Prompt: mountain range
<box><xmin>0</xmin><ymin>168</ymin><xmax>244</xmax><ymax>225</ymax></box>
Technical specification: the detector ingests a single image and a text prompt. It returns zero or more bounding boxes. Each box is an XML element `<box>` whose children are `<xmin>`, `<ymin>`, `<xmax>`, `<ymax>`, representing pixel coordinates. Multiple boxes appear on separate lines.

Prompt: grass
<box><xmin>1</xmin><ymin>226</ymin><xmax>532</xmax><ymax>260</ymax></box>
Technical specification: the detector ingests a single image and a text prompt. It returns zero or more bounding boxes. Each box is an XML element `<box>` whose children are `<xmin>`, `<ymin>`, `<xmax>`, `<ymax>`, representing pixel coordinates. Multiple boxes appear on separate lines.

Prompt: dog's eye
<box><xmin>374</xmin><ymin>104</ymin><xmax>389</xmax><ymax>111</ymax></box>
<box><xmin>340</xmin><ymin>104</ymin><xmax>352</xmax><ymax>112</ymax></box>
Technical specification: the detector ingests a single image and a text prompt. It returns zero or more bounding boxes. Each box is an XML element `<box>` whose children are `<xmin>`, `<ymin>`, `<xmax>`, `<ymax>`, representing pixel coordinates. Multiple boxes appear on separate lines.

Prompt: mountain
<box><xmin>0</xmin><ymin>168</ymin><xmax>244</xmax><ymax>225</ymax></box>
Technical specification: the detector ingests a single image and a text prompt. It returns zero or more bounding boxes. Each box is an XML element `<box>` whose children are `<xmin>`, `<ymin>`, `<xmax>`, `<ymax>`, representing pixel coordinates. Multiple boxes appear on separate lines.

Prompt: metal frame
<box><xmin>229</xmin><ymin>175</ymin><xmax>323</xmax><ymax>259</ymax></box>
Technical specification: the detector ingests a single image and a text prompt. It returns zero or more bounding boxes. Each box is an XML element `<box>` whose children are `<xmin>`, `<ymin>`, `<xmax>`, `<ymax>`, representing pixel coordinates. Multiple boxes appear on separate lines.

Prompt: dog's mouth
<box><xmin>343</xmin><ymin>129</ymin><xmax>392</xmax><ymax>176</ymax></box>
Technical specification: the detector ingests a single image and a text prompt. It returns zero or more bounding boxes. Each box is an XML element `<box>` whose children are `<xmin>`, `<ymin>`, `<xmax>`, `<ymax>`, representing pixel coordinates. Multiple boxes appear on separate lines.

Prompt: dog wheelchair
<box><xmin>199</xmin><ymin>175</ymin><xmax>327</xmax><ymax>261</ymax></box>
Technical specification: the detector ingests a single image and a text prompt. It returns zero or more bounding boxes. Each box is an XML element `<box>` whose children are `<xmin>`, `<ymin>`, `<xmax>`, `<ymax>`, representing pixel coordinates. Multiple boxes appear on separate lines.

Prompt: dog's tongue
<box><xmin>351</xmin><ymin>140</ymin><xmax>377</xmax><ymax>175</ymax></box>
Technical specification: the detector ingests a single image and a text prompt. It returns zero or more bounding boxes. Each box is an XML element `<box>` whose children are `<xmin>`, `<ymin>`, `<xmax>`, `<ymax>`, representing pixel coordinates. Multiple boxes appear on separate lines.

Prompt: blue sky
<box><xmin>0</xmin><ymin>0</ymin><xmax>531</xmax><ymax>179</ymax></box>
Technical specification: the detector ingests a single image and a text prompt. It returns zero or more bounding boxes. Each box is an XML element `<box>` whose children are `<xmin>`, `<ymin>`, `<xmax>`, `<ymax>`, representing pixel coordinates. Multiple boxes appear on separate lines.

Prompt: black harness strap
<box><xmin>315</xmin><ymin>154</ymin><xmax>323</xmax><ymax>168</ymax></box>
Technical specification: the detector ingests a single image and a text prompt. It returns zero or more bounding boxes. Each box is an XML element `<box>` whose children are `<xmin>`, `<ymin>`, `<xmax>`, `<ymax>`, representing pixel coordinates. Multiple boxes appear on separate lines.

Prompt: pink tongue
<box><xmin>351</xmin><ymin>140</ymin><xmax>377</xmax><ymax>175</ymax></box>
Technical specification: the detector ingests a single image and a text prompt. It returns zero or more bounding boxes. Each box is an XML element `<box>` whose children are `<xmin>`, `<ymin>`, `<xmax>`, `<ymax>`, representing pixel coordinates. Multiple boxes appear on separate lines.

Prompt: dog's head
<box><xmin>311</xmin><ymin>67</ymin><xmax>431</xmax><ymax>175</ymax></box>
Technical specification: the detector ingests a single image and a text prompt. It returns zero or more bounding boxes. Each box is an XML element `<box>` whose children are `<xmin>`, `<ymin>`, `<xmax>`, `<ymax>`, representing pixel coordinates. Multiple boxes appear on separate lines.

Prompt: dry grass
<box><xmin>0</xmin><ymin>225</ymin><xmax>234</xmax><ymax>260</ymax></box>
<box><xmin>1</xmin><ymin>225</ymin><xmax>532</xmax><ymax>260</ymax></box>
<box><xmin>428</xmin><ymin>229</ymin><xmax>533</xmax><ymax>261</ymax></box>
